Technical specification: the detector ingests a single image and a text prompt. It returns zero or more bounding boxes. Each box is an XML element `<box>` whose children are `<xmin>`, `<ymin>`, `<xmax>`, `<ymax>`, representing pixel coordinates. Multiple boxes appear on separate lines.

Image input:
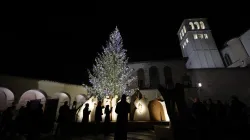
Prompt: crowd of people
<box><xmin>0</xmin><ymin>94</ymin><xmax>130</xmax><ymax>140</ymax></box>
<box><xmin>0</xmin><ymin>93</ymin><xmax>249</xmax><ymax>140</ymax></box>
<box><xmin>187</xmin><ymin>96</ymin><xmax>249</xmax><ymax>140</ymax></box>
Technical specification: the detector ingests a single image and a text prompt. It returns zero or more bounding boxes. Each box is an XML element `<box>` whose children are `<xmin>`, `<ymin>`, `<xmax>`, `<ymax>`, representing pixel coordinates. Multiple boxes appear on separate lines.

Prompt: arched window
<box><xmin>204</xmin><ymin>34</ymin><xmax>208</xmax><ymax>39</ymax></box>
<box><xmin>181</xmin><ymin>29</ymin><xmax>184</xmax><ymax>36</ymax></box>
<box><xmin>194</xmin><ymin>22</ymin><xmax>200</xmax><ymax>29</ymax></box>
<box><xmin>200</xmin><ymin>21</ymin><xmax>205</xmax><ymax>29</ymax></box>
<box><xmin>189</xmin><ymin>22</ymin><xmax>195</xmax><ymax>30</ymax></box>
<box><xmin>198</xmin><ymin>34</ymin><xmax>204</xmax><ymax>39</ymax></box>
<box><xmin>193</xmin><ymin>34</ymin><xmax>198</xmax><ymax>39</ymax></box>
<box><xmin>183</xmin><ymin>26</ymin><xmax>186</xmax><ymax>33</ymax></box>
<box><xmin>149</xmin><ymin>66</ymin><xmax>160</xmax><ymax>89</ymax></box>
<box><xmin>224</xmin><ymin>53</ymin><xmax>232</xmax><ymax>66</ymax></box>
<box><xmin>164</xmin><ymin>66</ymin><xmax>174</xmax><ymax>89</ymax></box>
<box><xmin>137</xmin><ymin>68</ymin><xmax>145</xmax><ymax>89</ymax></box>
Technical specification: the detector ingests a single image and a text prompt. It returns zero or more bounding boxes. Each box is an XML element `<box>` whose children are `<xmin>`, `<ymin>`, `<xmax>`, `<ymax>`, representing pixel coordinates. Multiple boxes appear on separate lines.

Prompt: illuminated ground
<box><xmin>71</xmin><ymin>131</ymin><xmax>156</xmax><ymax>140</ymax></box>
<box><xmin>38</xmin><ymin>131</ymin><xmax>156</xmax><ymax>140</ymax></box>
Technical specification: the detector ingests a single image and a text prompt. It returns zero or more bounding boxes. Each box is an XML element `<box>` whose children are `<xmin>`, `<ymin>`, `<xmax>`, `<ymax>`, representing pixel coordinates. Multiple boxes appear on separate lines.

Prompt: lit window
<box><xmin>183</xmin><ymin>26</ymin><xmax>186</xmax><ymax>33</ymax></box>
<box><xmin>184</xmin><ymin>42</ymin><xmax>186</xmax><ymax>46</ymax></box>
<box><xmin>198</xmin><ymin>34</ymin><xmax>203</xmax><ymax>39</ymax></box>
<box><xmin>182</xmin><ymin>45</ymin><xmax>184</xmax><ymax>49</ymax></box>
<box><xmin>181</xmin><ymin>29</ymin><xmax>184</xmax><ymax>36</ymax></box>
<box><xmin>180</xmin><ymin>33</ymin><xmax>182</xmax><ymax>40</ymax></box>
<box><xmin>193</xmin><ymin>34</ymin><xmax>198</xmax><ymax>39</ymax></box>
<box><xmin>194</xmin><ymin>22</ymin><xmax>200</xmax><ymax>29</ymax></box>
<box><xmin>189</xmin><ymin>22</ymin><xmax>194</xmax><ymax>30</ymax></box>
<box><xmin>200</xmin><ymin>21</ymin><xmax>205</xmax><ymax>29</ymax></box>
<box><xmin>186</xmin><ymin>38</ymin><xmax>189</xmax><ymax>43</ymax></box>
<box><xmin>204</xmin><ymin>34</ymin><xmax>208</xmax><ymax>39</ymax></box>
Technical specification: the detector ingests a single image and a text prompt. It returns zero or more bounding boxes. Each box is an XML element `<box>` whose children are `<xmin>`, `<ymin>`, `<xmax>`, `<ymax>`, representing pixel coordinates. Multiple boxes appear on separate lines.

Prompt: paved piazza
<box><xmin>74</xmin><ymin>131</ymin><xmax>156</xmax><ymax>140</ymax></box>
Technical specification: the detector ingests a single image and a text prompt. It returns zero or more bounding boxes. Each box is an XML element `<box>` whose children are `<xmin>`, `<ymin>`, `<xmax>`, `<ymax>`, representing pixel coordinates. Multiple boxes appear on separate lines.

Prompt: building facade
<box><xmin>177</xmin><ymin>18</ymin><xmax>250</xmax><ymax>106</ymax></box>
<box><xmin>221</xmin><ymin>29</ymin><xmax>250</xmax><ymax>68</ymax></box>
<box><xmin>177</xmin><ymin>18</ymin><xmax>224</xmax><ymax>69</ymax></box>
<box><xmin>0</xmin><ymin>75</ymin><xmax>88</xmax><ymax>111</ymax></box>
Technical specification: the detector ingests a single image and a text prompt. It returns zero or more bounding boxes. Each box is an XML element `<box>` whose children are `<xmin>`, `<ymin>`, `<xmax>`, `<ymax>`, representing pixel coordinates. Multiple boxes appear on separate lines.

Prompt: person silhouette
<box><xmin>104</xmin><ymin>105</ymin><xmax>112</xmax><ymax>136</ymax></box>
<box><xmin>82</xmin><ymin>103</ymin><xmax>91</xmax><ymax>124</ymax></box>
<box><xmin>95</xmin><ymin>101</ymin><xmax>103</xmax><ymax>135</ymax></box>
<box><xmin>114</xmin><ymin>94</ymin><xmax>130</xmax><ymax>140</ymax></box>
<box><xmin>71</xmin><ymin>101</ymin><xmax>77</xmax><ymax>122</ymax></box>
<box><xmin>56</xmin><ymin>101</ymin><xmax>70</xmax><ymax>137</ymax></box>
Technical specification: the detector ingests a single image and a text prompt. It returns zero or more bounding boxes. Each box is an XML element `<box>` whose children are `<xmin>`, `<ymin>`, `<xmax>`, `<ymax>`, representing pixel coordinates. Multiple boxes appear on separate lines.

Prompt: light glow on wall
<box><xmin>159</xmin><ymin>101</ymin><xmax>170</xmax><ymax>122</ymax></box>
<box><xmin>133</xmin><ymin>98</ymin><xmax>150</xmax><ymax>121</ymax></box>
<box><xmin>111</xmin><ymin>95</ymin><xmax>118</xmax><ymax>121</ymax></box>
<box><xmin>76</xmin><ymin>94</ymin><xmax>170</xmax><ymax>123</ymax></box>
<box><xmin>76</xmin><ymin>96</ymin><xmax>97</xmax><ymax>122</ymax></box>
<box><xmin>53</xmin><ymin>92</ymin><xmax>70</xmax><ymax>118</ymax></box>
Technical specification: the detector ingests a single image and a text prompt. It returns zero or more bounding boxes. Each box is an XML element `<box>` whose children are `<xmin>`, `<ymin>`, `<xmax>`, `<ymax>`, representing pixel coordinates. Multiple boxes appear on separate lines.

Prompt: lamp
<box><xmin>198</xmin><ymin>83</ymin><xmax>202</xmax><ymax>88</ymax></box>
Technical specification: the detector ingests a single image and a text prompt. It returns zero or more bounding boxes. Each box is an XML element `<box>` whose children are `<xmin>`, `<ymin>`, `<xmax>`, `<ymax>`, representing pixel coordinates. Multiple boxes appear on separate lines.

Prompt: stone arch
<box><xmin>53</xmin><ymin>92</ymin><xmax>71</xmax><ymax>118</ymax></box>
<box><xmin>164</xmin><ymin>66</ymin><xmax>174</xmax><ymax>89</ymax></box>
<box><xmin>0</xmin><ymin>87</ymin><xmax>15</xmax><ymax>111</ymax></box>
<box><xmin>137</xmin><ymin>68</ymin><xmax>145</xmax><ymax>89</ymax></box>
<box><xmin>194</xmin><ymin>21</ymin><xmax>200</xmax><ymax>29</ymax></box>
<box><xmin>189</xmin><ymin>22</ymin><xmax>195</xmax><ymax>30</ymax></box>
<box><xmin>53</xmin><ymin>92</ymin><xmax>71</xmax><ymax>106</ymax></box>
<box><xmin>75</xmin><ymin>94</ymin><xmax>88</xmax><ymax>107</ymax></box>
<box><xmin>18</xmin><ymin>89</ymin><xmax>47</xmax><ymax>109</ymax></box>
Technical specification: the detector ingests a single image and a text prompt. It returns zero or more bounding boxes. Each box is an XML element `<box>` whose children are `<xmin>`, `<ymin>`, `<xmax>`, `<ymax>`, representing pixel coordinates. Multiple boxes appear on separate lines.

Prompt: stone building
<box><xmin>0</xmin><ymin>75</ymin><xmax>87</xmax><ymax>111</ymax></box>
<box><xmin>177</xmin><ymin>18</ymin><xmax>250</xmax><ymax>106</ymax></box>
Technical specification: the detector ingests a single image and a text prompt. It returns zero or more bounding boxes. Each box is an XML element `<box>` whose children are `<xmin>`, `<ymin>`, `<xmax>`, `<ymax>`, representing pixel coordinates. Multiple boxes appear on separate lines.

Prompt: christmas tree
<box><xmin>88</xmin><ymin>27</ymin><xmax>137</xmax><ymax>99</ymax></box>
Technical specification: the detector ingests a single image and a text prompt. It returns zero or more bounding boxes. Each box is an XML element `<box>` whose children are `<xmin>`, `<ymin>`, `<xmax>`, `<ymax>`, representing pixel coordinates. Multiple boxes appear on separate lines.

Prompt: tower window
<box><xmin>180</xmin><ymin>33</ymin><xmax>182</xmax><ymax>40</ymax></box>
<box><xmin>204</xmin><ymin>34</ymin><xmax>208</xmax><ymax>39</ymax></box>
<box><xmin>189</xmin><ymin>22</ymin><xmax>195</xmax><ymax>30</ymax></box>
<box><xmin>198</xmin><ymin>34</ymin><xmax>203</xmax><ymax>39</ymax></box>
<box><xmin>183</xmin><ymin>26</ymin><xmax>186</xmax><ymax>33</ymax></box>
<box><xmin>186</xmin><ymin>38</ymin><xmax>189</xmax><ymax>43</ymax></box>
<box><xmin>182</xmin><ymin>45</ymin><xmax>184</xmax><ymax>49</ymax></box>
<box><xmin>194</xmin><ymin>22</ymin><xmax>200</xmax><ymax>29</ymax></box>
<box><xmin>181</xmin><ymin>29</ymin><xmax>184</xmax><ymax>36</ymax></box>
<box><xmin>224</xmin><ymin>53</ymin><xmax>232</xmax><ymax>66</ymax></box>
<box><xmin>193</xmin><ymin>34</ymin><xmax>198</xmax><ymax>39</ymax></box>
<box><xmin>200</xmin><ymin>21</ymin><xmax>205</xmax><ymax>29</ymax></box>
<box><xmin>184</xmin><ymin>42</ymin><xmax>186</xmax><ymax>46</ymax></box>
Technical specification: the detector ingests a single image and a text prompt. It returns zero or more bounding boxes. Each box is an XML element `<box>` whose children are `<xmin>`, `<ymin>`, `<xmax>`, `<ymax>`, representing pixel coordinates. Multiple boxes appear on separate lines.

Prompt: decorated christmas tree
<box><xmin>87</xmin><ymin>27</ymin><xmax>137</xmax><ymax>100</ymax></box>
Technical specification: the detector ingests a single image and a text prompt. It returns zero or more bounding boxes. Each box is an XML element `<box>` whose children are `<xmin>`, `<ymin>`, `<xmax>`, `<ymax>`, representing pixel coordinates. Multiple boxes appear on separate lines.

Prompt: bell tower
<box><xmin>177</xmin><ymin>18</ymin><xmax>224</xmax><ymax>69</ymax></box>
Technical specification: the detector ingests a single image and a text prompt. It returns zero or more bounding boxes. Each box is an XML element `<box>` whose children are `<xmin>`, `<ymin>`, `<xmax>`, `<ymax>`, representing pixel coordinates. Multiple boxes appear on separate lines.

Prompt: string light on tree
<box><xmin>87</xmin><ymin>27</ymin><xmax>137</xmax><ymax>100</ymax></box>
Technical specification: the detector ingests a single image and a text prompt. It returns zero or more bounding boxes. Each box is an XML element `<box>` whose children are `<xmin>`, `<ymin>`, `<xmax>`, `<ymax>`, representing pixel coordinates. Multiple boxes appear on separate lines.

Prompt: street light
<box><xmin>197</xmin><ymin>82</ymin><xmax>202</xmax><ymax>98</ymax></box>
<box><xmin>198</xmin><ymin>82</ymin><xmax>202</xmax><ymax>88</ymax></box>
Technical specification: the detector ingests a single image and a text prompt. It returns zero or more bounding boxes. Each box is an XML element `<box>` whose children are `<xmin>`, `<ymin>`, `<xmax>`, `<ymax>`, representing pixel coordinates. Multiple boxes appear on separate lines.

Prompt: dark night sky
<box><xmin>0</xmin><ymin>2</ymin><xmax>248</xmax><ymax>85</ymax></box>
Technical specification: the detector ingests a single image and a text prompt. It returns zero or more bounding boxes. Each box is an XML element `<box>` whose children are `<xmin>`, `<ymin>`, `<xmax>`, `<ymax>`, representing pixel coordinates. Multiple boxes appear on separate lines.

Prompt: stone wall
<box><xmin>128</xmin><ymin>59</ymin><xmax>186</xmax><ymax>88</ymax></box>
<box><xmin>0</xmin><ymin>75</ymin><xmax>39</xmax><ymax>102</ymax></box>
<box><xmin>0</xmin><ymin>75</ymin><xmax>88</xmax><ymax>106</ymax></box>
<box><xmin>186</xmin><ymin>68</ymin><xmax>250</xmax><ymax>106</ymax></box>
